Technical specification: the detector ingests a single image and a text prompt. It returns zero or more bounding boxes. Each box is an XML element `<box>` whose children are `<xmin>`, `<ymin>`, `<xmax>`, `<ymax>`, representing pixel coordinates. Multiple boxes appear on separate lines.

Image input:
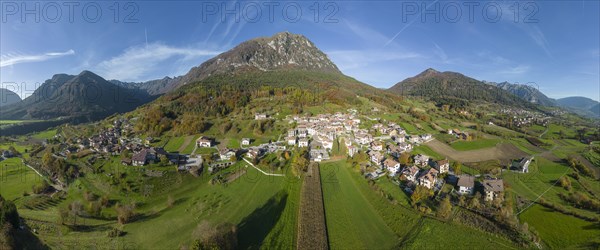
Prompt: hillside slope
<box><xmin>388</xmin><ymin>68</ymin><xmax>532</xmax><ymax>108</ymax></box>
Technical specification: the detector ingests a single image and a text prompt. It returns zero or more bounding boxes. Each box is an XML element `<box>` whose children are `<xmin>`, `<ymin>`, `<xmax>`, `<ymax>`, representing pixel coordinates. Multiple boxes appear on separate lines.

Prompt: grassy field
<box><xmin>450</xmin><ymin>138</ymin><xmax>502</xmax><ymax>151</ymax></box>
<box><xmin>0</xmin><ymin>158</ymin><xmax>45</xmax><ymax>200</ymax></box>
<box><xmin>13</xmin><ymin>162</ymin><xmax>301</xmax><ymax>249</ymax></box>
<box><xmin>519</xmin><ymin>205</ymin><xmax>600</xmax><ymax>249</ymax></box>
<box><xmin>321</xmin><ymin>161</ymin><xmax>399</xmax><ymax>249</ymax></box>
<box><xmin>412</xmin><ymin>145</ymin><xmax>444</xmax><ymax>160</ymax></box>
<box><xmin>31</xmin><ymin>129</ymin><xmax>57</xmax><ymax>140</ymax></box>
<box><xmin>401</xmin><ymin>218</ymin><xmax>518</xmax><ymax>249</ymax></box>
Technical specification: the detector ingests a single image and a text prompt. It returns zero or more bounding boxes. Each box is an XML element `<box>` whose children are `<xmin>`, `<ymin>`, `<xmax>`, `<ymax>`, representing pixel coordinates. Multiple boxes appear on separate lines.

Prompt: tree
<box><xmin>452</xmin><ymin>161</ymin><xmax>462</xmax><ymax>175</ymax></box>
<box><xmin>115</xmin><ymin>203</ymin><xmax>136</xmax><ymax>224</ymax></box>
<box><xmin>468</xmin><ymin>193</ymin><xmax>481</xmax><ymax>210</ymax></box>
<box><xmin>399</xmin><ymin>152</ymin><xmax>411</xmax><ymax>165</ymax></box>
<box><xmin>437</xmin><ymin>196</ymin><xmax>452</xmax><ymax>219</ymax></box>
<box><xmin>411</xmin><ymin>185</ymin><xmax>433</xmax><ymax>205</ymax></box>
<box><xmin>558</xmin><ymin>176</ymin><xmax>572</xmax><ymax>191</ymax></box>
<box><xmin>191</xmin><ymin>220</ymin><xmax>238</xmax><ymax>250</ymax></box>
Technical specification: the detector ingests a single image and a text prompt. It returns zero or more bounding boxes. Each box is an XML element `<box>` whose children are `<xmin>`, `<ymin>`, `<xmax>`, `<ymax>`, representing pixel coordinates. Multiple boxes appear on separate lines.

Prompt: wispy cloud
<box><xmin>0</xmin><ymin>49</ymin><xmax>75</xmax><ymax>67</ymax></box>
<box><xmin>432</xmin><ymin>42</ymin><xmax>448</xmax><ymax>62</ymax></box>
<box><xmin>95</xmin><ymin>43</ymin><xmax>221</xmax><ymax>81</ymax></box>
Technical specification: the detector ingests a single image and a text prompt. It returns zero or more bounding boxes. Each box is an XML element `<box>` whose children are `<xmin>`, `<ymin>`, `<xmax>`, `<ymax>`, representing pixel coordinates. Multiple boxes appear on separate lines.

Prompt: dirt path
<box><xmin>297</xmin><ymin>163</ymin><xmax>328</xmax><ymax>250</ymax></box>
<box><xmin>425</xmin><ymin>139</ymin><xmax>528</xmax><ymax>163</ymax></box>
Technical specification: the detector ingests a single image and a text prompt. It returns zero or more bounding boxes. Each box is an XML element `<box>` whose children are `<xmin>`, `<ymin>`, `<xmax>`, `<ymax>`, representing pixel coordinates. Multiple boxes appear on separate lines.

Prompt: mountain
<box><xmin>0</xmin><ymin>88</ymin><xmax>22</xmax><ymax>107</ymax></box>
<box><xmin>130</xmin><ymin>32</ymin><xmax>401</xmax><ymax>136</ymax></box>
<box><xmin>590</xmin><ymin>103</ymin><xmax>600</xmax><ymax>117</ymax></box>
<box><xmin>0</xmin><ymin>71</ymin><xmax>153</xmax><ymax>120</ymax></box>
<box><xmin>110</xmin><ymin>76</ymin><xmax>183</xmax><ymax>96</ymax></box>
<box><xmin>556</xmin><ymin>96</ymin><xmax>600</xmax><ymax>118</ymax></box>
<box><xmin>494</xmin><ymin>82</ymin><xmax>557</xmax><ymax>106</ymax></box>
<box><xmin>178</xmin><ymin>31</ymin><xmax>340</xmax><ymax>85</ymax></box>
<box><xmin>388</xmin><ymin>68</ymin><xmax>532</xmax><ymax>108</ymax></box>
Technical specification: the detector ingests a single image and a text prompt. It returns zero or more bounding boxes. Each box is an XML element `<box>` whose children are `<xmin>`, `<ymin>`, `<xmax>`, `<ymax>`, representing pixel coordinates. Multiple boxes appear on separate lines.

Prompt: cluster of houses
<box><xmin>396</xmin><ymin>155</ymin><xmax>449</xmax><ymax>190</ymax></box>
<box><xmin>499</xmin><ymin>108</ymin><xmax>551</xmax><ymax>127</ymax></box>
<box><xmin>0</xmin><ymin>149</ymin><xmax>15</xmax><ymax>161</ymax></box>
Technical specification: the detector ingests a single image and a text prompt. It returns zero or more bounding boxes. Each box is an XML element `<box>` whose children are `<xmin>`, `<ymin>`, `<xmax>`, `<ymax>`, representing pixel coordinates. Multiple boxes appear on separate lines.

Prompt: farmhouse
<box><xmin>435</xmin><ymin>159</ymin><xmax>450</xmax><ymax>173</ymax></box>
<box><xmin>383</xmin><ymin>158</ymin><xmax>401</xmax><ymax>175</ymax></box>
<box><xmin>417</xmin><ymin>168</ymin><xmax>438</xmax><ymax>189</ymax></box>
<box><xmin>457</xmin><ymin>175</ymin><xmax>475</xmax><ymax>195</ymax></box>
<box><xmin>483</xmin><ymin>179</ymin><xmax>504</xmax><ymax>201</ymax></box>
<box><xmin>196</xmin><ymin>136</ymin><xmax>214</xmax><ymax>148</ymax></box>
<box><xmin>512</xmin><ymin>156</ymin><xmax>533</xmax><ymax>173</ymax></box>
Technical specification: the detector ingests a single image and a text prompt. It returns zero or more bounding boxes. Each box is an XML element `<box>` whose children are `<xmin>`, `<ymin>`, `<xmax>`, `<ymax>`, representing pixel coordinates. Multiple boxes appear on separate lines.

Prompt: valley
<box><xmin>0</xmin><ymin>31</ymin><xmax>598</xmax><ymax>250</ymax></box>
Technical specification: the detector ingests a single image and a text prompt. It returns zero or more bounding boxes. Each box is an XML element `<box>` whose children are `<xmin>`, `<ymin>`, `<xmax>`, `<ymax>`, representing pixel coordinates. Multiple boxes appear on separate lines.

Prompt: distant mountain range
<box><xmin>486</xmin><ymin>82</ymin><xmax>599</xmax><ymax>118</ymax></box>
<box><xmin>0</xmin><ymin>71</ymin><xmax>154</xmax><ymax>120</ymax></box>
<box><xmin>0</xmin><ymin>88</ymin><xmax>21</xmax><ymax>107</ymax></box>
<box><xmin>2</xmin><ymin>31</ymin><xmax>598</xmax><ymax>130</ymax></box>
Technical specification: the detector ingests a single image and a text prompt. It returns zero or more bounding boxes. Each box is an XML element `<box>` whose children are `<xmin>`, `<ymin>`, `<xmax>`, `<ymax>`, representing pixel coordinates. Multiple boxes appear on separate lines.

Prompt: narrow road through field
<box><xmin>242</xmin><ymin>158</ymin><xmax>285</xmax><ymax>177</ymax></box>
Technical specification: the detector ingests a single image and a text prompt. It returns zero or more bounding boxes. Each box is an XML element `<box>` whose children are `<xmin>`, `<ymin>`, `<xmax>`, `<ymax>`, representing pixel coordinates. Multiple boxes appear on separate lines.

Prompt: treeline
<box><xmin>0</xmin><ymin>195</ymin><xmax>19</xmax><ymax>249</ymax></box>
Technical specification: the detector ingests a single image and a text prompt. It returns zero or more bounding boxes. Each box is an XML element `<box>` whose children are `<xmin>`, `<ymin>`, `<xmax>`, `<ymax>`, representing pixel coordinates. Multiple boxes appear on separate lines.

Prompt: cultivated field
<box><xmin>297</xmin><ymin>163</ymin><xmax>328</xmax><ymax>250</ymax></box>
<box><xmin>425</xmin><ymin>139</ymin><xmax>528</xmax><ymax>163</ymax></box>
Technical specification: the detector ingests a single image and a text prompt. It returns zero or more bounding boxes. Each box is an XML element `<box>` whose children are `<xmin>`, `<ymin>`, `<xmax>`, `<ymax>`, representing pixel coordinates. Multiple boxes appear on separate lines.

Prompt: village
<box><xmin>51</xmin><ymin>110</ymin><xmax>538</xmax><ymax>207</ymax></box>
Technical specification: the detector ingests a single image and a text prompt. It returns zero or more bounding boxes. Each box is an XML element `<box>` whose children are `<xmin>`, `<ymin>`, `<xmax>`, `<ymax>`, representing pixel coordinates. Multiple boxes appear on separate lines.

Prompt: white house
<box><xmin>383</xmin><ymin>158</ymin><xmax>401</xmax><ymax>175</ymax></box>
<box><xmin>347</xmin><ymin>145</ymin><xmax>358</xmax><ymax>157</ymax></box>
<box><xmin>241</xmin><ymin>138</ymin><xmax>251</xmax><ymax>146</ymax></box>
<box><xmin>414</xmin><ymin>154</ymin><xmax>430</xmax><ymax>167</ymax></box>
<box><xmin>435</xmin><ymin>159</ymin><xmax>450</xmax><ymax>173</ymax></box>
<box><xmin>401</xmin><ymin>166</ymin><xmax>420</xmax><ymax>182</ymax></box>
<box><xmin>370</xmin><ymin>141</ymin><xmax>384</xmax><ymax>151</ymax></box>
<box><xmin>255</xmin><ymin>113</ymin><xmax>268</xmax><ymax>120</ymax></box>
<box><xmin>298</xmin><ymin>138</ymin><xmax>309</xmax><ymax>147</ymax></box>
<box><xmin>368</xmin><ymin>150</ymin><xmax>384</xmax><ymax>165</ymax></box>
<box><xmin>512</xmin><ymin>156</ymin><xmax>533</xmax><ymax>173</ymax></box>
<box><xmin>196</xmin><ymin>136</ymin><xmax>214</xmax><ymax>148</ymax></box>
<box><xmin>417</xmin><ymin>168</ymin><xmax>438</xmax><ymax>189</ymax></box>
<box><xmin>287</xmin><ymin>136</ymin><xmax>297</xmax><ymax>146</ymax></box>
<box><xmin>457</xmin><ymin>175</ymin><xmax>475</xmax><ymax>195</ymax></box>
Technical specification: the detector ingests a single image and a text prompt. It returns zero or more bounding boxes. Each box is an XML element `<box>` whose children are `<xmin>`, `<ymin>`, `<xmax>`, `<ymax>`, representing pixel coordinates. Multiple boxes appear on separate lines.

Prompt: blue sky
<box><xmin>1</xmin><ymin>0</ymin><xmax>599</xmax><ymax>101</ymax></box>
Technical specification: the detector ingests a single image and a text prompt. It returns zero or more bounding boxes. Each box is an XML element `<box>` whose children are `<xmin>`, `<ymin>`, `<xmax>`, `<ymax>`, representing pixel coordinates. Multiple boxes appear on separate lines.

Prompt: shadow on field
<box><xmin>236</xmin><ymin>191</ymin><xmax>288</xmax><ymax>249</ymax></box>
